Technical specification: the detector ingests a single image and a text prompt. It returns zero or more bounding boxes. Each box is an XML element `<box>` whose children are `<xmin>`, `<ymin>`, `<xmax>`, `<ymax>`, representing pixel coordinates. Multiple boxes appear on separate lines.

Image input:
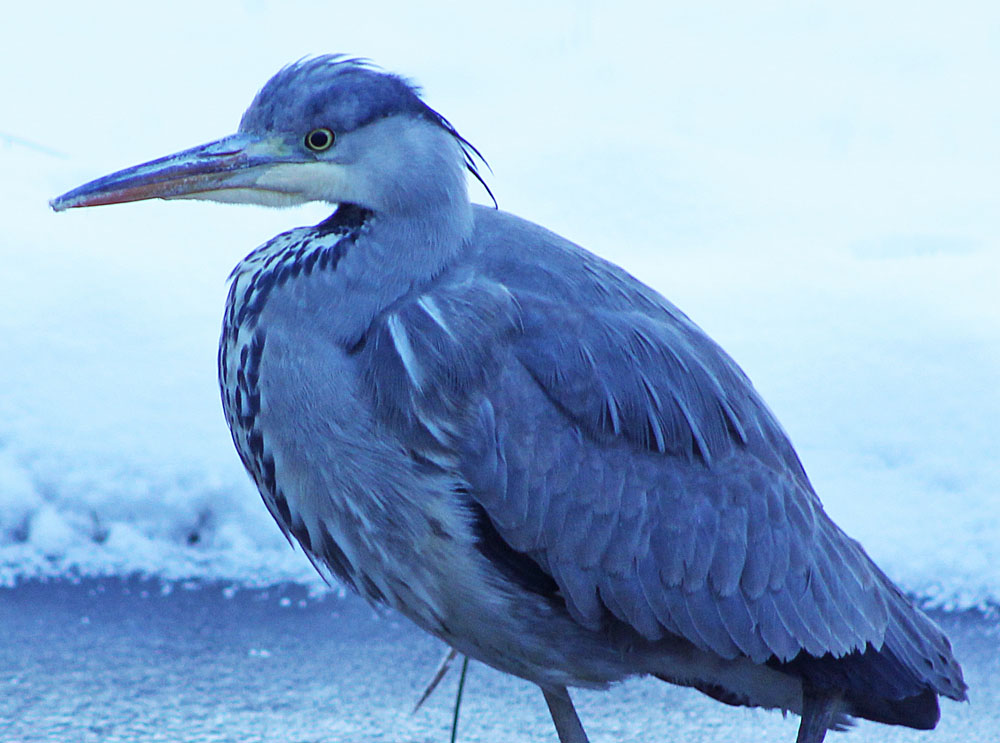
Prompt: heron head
<box><xmin>50</xmin><ymin>56</ymin><xmax>492</xmax><ymax>216</ymax></box>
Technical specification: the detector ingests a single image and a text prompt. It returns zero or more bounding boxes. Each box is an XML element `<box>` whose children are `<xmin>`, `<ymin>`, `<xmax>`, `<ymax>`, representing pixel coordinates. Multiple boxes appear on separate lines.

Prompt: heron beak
<box><xmin>50</xmin><ymin>133</ymin><xmax>309</xmax><ymax>212</ymax></box>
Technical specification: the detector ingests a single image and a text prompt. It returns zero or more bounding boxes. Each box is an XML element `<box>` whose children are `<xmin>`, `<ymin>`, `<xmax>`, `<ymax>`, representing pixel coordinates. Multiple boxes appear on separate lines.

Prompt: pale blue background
<box><xmin>0</xmin><ymin>1</ymin><xmax>997</xmax><ymax>609</ymax></box>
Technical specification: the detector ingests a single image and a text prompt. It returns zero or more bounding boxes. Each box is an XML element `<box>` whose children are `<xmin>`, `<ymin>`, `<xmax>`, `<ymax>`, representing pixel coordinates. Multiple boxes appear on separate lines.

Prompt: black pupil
<box><xmin>308</xmin><ymin>130</ymin><xmax>331</xmax><ymax>149</ymax></box>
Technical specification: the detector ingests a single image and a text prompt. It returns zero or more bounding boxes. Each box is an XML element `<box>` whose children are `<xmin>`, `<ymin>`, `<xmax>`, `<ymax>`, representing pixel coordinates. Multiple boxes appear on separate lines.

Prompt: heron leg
<box><xmin>795</xmin><ymin>684</ymin><xmax>843</xmax><ymax>743</ymax></box>
<box><xmin>412</xmin><ymin>647</ymin><xmax>459</xmax><ymax>714</ymax></box>
<box><xmin>542</xmin><ymin>686</ymin><xmax>590</xmax><ymax>743</ymax></box>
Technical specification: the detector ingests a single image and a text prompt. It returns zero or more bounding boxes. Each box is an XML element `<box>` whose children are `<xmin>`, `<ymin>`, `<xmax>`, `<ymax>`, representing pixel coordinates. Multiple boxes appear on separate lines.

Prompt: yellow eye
<box><xmin>304</xmin><ymin>127</ymin><xmax>335</xmax><ymax>152</ymax></box>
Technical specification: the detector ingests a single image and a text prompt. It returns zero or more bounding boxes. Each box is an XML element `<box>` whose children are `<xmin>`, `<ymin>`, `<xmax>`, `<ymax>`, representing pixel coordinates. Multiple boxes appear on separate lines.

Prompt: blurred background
<box><xmin>1</xmin><ymin>0</ymin><xmax>997</xmax><ymax>609</ymax></box>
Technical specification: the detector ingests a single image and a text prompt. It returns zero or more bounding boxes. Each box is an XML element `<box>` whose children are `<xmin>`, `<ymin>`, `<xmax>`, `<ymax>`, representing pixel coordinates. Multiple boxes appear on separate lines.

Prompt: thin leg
<box><xmin>449</xmin><ymin>655</ymin><xmax>469</xmax><ymax>743</ymax></box>
<box><xmin>542</xmin><ymin>686</ymin><xmax>590</xmax><ymax>743</ymax></box>
<box><xmin>412</xmin><ymin>647</ymin><xmax>459</xmax><ymax>714</ymax></box>
<box><xmin>796</xmin><ymin>685</ymin><xmax>843</xmax><ymax>743</ymax></box>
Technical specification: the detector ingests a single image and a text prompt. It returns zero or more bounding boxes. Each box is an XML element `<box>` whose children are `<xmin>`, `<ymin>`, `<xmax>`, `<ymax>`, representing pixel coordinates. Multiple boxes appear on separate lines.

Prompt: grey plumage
<box><xmin>51</xmin><ymin>56</ymin><xmax>966</xmax><ymax>743</ymax></box>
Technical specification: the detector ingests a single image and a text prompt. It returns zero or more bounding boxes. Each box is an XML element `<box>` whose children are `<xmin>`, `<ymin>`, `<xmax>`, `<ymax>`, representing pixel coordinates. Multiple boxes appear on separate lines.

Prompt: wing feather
<box><xmin>715</xmin><ymin>591</ymin><xmax>772</xmax><ymax>661</ymax></box>
<box><xmin>684</xmin><ymin>587</ymin><xmax>744</xmax><ymax>659</ymax></box>
<box><xmin>751</xmin><ymin>591</ymin><xmax>805</xmax><ymax>660</ymax></box>
<box><xmin>707</xmin><ymin>503</ymin><xmax>748</xmax><ymax>596</ymax></box>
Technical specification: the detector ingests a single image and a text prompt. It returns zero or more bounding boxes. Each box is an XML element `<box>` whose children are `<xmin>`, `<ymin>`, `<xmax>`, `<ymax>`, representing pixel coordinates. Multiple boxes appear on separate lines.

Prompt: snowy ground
<box><xmin>1</xmin><ymin>579</ymin><xmax>997</xmax><ymax>743</ymax></box>
<box><xmin>1</xmin><ymin>2</ymin><xmax>998</xmax><ymax>610</ymax></box>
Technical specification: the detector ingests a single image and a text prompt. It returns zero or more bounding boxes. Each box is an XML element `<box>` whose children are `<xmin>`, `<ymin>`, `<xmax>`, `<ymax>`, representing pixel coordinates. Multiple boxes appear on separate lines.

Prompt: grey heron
<box><xmin>50</xmin><ymin>56</ymin><xmax>966</xmax><ymax>743</ymax></box>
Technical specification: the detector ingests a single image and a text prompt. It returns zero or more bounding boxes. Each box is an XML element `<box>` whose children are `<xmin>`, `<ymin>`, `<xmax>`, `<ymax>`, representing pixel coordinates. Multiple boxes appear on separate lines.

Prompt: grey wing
<box><xmin>442</xmin><ymin>272</ymin><xmax>964</xmax><ymax>704</ymax></box>
<box><xmin>457</xmin><ymin>288</ymin><xmax>887</xmax><ymax>663</ymax></box>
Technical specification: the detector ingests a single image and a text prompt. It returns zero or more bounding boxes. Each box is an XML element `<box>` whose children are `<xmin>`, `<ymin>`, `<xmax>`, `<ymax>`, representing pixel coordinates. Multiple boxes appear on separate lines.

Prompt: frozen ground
<box><xmin>0</xmin><ymin>579</ymin><xmax>996</xmax><ymax>743</ymax></box>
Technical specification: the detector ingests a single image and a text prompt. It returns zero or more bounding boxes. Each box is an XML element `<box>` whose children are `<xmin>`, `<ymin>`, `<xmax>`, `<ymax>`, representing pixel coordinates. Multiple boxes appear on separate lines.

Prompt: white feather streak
<box><xmin>387</xmin><ymin>314</ymin><xmax>424</xmax><ymax>390</ymax></box>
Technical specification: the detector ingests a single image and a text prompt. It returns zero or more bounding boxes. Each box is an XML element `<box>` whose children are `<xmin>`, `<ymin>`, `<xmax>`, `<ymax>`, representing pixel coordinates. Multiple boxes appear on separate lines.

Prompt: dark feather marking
<box><xmin>247</xmin><ymin>430</ymin><xmax>263</xmax><ymax>460</ymax></box>
<box><xmin>302</xmin><ymin>249</ymin><xmax>321</xmax><ymax>274</ymax></box>
<box><xmin>769</xmin><ymin>644</ymin><xmax>941</xmax><ymax>729</ymax></box>
<box><xmin>346</xmin><ymin>332</ymin><xmax>368</xmax><ymax>356</ymax></box>
<box><xmin>261</xmin><ymin>455</ymin><xmax>276</xmax><ymax>494</ymax></box>
<box><xmin>272</xmin><ymin>489</ymin><xmax>293</xmax><ymax>527</ymax></box>
<box><xmin>246</xmin><ymin>329</ymin><xmax>265</xmax><ymax>384</ymax></box>
<box><xmin>287</xmin><ymin>517</ymin><xmax>313</xmax><ymax>552</ymax></box>
<box><xmin>362</xmin><ymin>575</ymin><xmax>386</xmax><ymax>602</ymax></box>
<box><xmin>233</xmin><ymin>204</ymin><xmax>366</xmax><ymax>327</ymax></box>
<box><xmin>468</xmin><ymin>501</ymin><xmax>561</xmax><ymax>601</ymax></box>
<box><xmin>428</xmin><ymin>517</ymin><xmax>451</xmax><ymax>540</ymax></box>
<box><xmin>319</xmin><ymin>524</ymin><xmax>356</xmax><ymax>589</ymax></box>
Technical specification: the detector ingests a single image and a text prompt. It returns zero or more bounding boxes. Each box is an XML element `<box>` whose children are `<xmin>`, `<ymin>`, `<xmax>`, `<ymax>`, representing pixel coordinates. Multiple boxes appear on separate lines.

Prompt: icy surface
<box><xmin>1</xmin><ymin>2</ymin><xmax>998</xmax><ymax>608</ymax></box>
<box><xmin>1</xmin><ymin>580</ymin><xmax>997</xmax><ymax>742</ymax></box>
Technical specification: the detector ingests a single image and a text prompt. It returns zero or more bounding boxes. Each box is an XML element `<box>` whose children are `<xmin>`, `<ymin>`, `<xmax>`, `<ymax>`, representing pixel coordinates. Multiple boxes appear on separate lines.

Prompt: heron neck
<box><xmin>308</xmin><ymin>200</ymin><xmax>474</xmax><ymax>347</ymax></box>
<box><xmin>368</xmin><ymin>204</ymin><xmax>474</xmax><ymax>277</ymax></box>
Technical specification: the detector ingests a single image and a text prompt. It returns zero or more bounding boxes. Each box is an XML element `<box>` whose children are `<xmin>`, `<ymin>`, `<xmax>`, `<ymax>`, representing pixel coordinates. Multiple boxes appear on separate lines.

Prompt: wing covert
<box><xmin>443</xmin><ymin>274</ymin><xmax>895</xmax><ymax>666</ymax></box>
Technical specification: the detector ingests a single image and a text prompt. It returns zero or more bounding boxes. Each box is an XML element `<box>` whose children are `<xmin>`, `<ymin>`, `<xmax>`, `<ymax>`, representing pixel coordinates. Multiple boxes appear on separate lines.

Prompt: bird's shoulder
<box><xmin>464</xmin><ymin>206</ymin><xmax>800</xmax><ymax>470</ymax></box>
<box><xmin>356</xmin><ymin>205</ymin><xmax>804</xmax><ymax>475</ymax></box>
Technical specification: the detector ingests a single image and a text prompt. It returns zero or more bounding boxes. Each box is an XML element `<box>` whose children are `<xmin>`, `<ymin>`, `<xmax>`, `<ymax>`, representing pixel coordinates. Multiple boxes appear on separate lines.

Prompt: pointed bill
<box><xmin>50</xmin><ymin>133</ymin><xmax>309</xmax><ymax>212</ymax></box>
